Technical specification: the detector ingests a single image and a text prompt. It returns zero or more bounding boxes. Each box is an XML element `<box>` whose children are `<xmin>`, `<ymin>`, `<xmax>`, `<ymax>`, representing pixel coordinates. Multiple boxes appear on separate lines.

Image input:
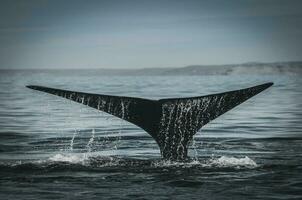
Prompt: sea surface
<box><xmin>0</xmin><ymin>70</ymin><xmax>301</xmax><ymax>199</ymax></box>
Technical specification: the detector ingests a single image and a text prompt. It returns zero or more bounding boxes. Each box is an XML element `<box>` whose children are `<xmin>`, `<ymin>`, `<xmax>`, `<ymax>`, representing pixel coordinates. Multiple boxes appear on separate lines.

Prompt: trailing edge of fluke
<box><xmin>27</xmin><ymin>82</ymin><xmax>273</xmax><ymax>160</ymax></box>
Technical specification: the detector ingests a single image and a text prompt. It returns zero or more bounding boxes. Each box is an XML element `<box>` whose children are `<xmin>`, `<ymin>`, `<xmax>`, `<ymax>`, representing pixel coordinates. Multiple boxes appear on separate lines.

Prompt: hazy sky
<box><xmin>1</xmin><ymin>0</ymin><xmax>302</xmax><ymax>69</ymax></box>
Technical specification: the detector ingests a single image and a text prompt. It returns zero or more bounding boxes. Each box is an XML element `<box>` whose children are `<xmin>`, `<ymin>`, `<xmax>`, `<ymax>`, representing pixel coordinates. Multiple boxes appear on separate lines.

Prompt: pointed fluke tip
<box><xmin>262</xmin><ymin>82</ymin><xmax>274</xmax><ymax>89</ymax></box>
<box><xmin>26</xmin><ymin>85</ymin><xmax>45</xmax><ymax>91</ymax></box>
<box><xmin>26</xmin><ymin>85</ymin><xmax>37</xmax><ymax>90</ymax></box>
<box><xmin>245</xmin><ymin>82</ymin><xmax>273</xmax><ymax>94</ymax></box>
<box><xmin>247</xmin><ymin>82</ymin><xmax>273</xmax><ymax>95</ymax></box>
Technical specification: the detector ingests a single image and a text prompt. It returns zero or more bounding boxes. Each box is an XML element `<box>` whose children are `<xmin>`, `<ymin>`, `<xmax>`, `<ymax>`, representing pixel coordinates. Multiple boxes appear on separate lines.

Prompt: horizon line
<box><xmin>1</xmin><ymin>60</ymin><xmax>301</xmax><ymax>71</ymax></box>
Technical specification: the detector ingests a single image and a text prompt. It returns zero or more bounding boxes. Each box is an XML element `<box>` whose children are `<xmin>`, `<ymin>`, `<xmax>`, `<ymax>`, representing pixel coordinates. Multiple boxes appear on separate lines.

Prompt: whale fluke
<box><xmin>27</xmin><ymin>82</ymin><xmax>273</xmax><ymax>160</ymax></box>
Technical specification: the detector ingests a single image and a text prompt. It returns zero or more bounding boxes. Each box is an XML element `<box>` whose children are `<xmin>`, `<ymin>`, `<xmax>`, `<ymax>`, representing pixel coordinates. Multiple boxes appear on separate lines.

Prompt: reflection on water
<box><xmin>0</xmin><ymin>70</ymin><xmax>302</xmax><ymax>199</ymax></box>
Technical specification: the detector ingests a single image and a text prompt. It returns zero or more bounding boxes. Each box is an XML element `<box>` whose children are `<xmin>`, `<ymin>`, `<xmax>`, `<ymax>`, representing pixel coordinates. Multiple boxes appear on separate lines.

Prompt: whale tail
<box><xmin>27</xmin><ymin>82</ymin><xmax>273</xmax><ymax>160</ymax></box>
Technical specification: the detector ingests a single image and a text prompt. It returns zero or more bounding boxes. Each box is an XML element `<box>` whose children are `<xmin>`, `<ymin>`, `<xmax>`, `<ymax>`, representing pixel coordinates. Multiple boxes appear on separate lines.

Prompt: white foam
<box><xmin>152</xmin><ymin>159</ymin><xmax>201</xmax><ymax>168</ymax></box>
<box><xmin>209</xmin><ymin>156</ymin><xmax>258</xmax><ymax>168</ymax></box>
<box><xmin>47</xmin><ymin>153</ymin><xmax>120</xmax><ymax>167</ymax></box>
<box><xmin>48</xmin><ymin>153</ymin><xmax>88</xmax><ymax>164</ymax></box>
<box><xmin>47</xmin><ymin>153</ymin><xmax>257</xmax><ymax>169</ymax></box>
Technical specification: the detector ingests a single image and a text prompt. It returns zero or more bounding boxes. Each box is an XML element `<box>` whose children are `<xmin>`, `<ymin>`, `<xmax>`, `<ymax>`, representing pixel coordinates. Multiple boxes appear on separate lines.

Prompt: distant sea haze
<box><xmin>3</xmin><ymin>61</ymin><xmax>301</xmax><ymax>76</ymax></box>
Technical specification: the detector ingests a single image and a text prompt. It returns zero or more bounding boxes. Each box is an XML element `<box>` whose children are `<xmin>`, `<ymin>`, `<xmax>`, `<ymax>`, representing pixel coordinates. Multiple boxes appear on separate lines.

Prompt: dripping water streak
<box><xmin>86</xmin><ymin>128</ymin><xmax>95</xmax><ymax>153</ymax></box>
<box><xmin>69</xmin><ymin>129</ymin><xmax>78</xmax><ymax>150</ymax></box>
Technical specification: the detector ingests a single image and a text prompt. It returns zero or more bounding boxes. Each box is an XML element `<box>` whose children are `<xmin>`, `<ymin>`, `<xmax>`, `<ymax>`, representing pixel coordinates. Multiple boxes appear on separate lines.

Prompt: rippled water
<box><xmin>0</xmin><ymin>70</ymin><xmax>301</xmax><ymax>199</ymax></box>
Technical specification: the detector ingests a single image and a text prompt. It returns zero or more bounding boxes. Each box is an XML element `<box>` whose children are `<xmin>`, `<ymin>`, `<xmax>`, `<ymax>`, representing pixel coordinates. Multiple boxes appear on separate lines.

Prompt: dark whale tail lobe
<box><xmin>27</xmin><ymin>82</ymin><xmax>273</xmax><ymax>160</ymax></box>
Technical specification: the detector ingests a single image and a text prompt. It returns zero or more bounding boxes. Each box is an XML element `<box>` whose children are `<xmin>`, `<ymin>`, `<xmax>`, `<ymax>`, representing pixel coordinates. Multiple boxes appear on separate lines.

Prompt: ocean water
<box><xmin>0</xmin><ymin>70</ymin><xmax>301</xmax><ymax>199</ymax></box>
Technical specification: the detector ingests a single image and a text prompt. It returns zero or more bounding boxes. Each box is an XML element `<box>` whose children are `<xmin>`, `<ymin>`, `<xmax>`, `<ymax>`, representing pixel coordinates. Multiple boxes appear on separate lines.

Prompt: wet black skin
<box><xmin>27</xmin><ymin>82</ymin><xmax>273</xmax><ymax>161</ymax></box>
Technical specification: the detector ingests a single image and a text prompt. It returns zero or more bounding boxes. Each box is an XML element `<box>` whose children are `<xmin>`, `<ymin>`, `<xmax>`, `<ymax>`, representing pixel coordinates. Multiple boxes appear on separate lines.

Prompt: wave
<box><xmin>0</xmin><ymin>153</ymin><xmax>258</xmax><ymax>173</ymax></box>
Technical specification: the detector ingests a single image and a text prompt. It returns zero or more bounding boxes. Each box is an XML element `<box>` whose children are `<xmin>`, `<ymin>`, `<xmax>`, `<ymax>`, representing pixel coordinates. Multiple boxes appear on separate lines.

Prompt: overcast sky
<box><xmin>0</xmin><ymin>0</ymin><xmax>302</xmax><ymax>69</ymax></box>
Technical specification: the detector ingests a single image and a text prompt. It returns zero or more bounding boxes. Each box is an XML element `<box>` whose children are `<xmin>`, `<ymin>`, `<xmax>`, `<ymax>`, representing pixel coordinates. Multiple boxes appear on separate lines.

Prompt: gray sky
<box><xmin>1</xmin><ymin>0</ymin><xmax>302</xmax><ymax>69</ymax></box>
